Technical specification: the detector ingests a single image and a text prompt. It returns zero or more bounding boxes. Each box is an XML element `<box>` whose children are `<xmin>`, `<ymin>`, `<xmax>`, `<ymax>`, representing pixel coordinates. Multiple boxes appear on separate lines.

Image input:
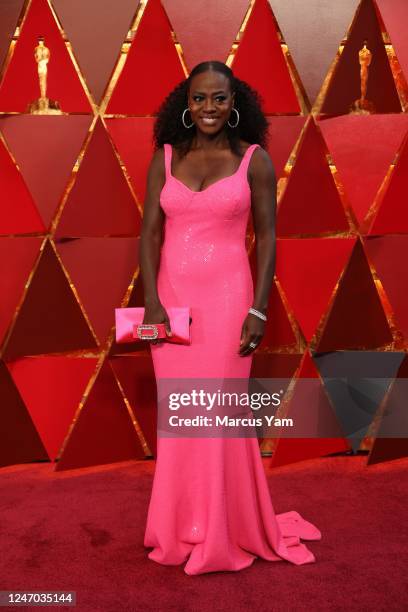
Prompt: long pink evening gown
<box><xmin>143</xmin><ymin>142</ymin><xmax>321</xmax><ymax>575</ymax></box>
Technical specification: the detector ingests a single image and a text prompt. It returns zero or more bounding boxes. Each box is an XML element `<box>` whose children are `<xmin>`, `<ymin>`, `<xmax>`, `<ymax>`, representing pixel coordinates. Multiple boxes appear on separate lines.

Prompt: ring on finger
<box><xmin>249</xmin><ymin>341</ymin><xmax>257</xmax><ymax>349</ymax></box>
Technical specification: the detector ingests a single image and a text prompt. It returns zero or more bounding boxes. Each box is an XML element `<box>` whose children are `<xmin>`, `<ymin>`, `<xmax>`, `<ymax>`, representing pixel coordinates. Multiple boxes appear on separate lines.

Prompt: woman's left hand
<box><xmin>238</xmin><ymin>313</ymin><xmax>266</xmax><ymax>356</ymax></box>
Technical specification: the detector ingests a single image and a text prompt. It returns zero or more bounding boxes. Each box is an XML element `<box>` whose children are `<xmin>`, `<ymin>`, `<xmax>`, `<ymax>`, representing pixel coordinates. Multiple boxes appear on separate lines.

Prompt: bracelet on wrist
<box><xmin>248</xmin><ymin>307</ymin><xmax>267</xmax><ymax>322</ymax></box>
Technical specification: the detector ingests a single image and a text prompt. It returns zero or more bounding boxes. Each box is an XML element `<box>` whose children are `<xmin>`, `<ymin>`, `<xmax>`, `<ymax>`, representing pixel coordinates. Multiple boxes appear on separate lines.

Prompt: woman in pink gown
<box><xmin>139</xmin><ymin>61</ymin><xmax>321</xmax><ymax>575</ymax></box>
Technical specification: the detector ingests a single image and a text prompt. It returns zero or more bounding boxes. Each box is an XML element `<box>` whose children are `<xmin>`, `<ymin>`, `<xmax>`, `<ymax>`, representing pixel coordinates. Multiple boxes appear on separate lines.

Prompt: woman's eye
<box><xmin>193</xmin><ymin>96</ymin><xmax>226</xmax><ymax>102</ymax></box>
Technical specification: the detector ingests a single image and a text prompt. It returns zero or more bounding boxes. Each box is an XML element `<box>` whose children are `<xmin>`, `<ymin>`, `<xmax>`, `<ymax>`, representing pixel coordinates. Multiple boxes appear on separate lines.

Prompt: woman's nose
<box><xmin>203</xmin><ymin>99</ymin><xmax>215</xmax><ymax>112</ymax></box>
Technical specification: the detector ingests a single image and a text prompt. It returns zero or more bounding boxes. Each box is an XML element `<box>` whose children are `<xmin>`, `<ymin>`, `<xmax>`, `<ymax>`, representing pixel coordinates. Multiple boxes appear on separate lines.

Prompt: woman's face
<box><xmin>187</xmin><ymin>70</ymin><xmax>235</xmax><ymax>134</ymax></box>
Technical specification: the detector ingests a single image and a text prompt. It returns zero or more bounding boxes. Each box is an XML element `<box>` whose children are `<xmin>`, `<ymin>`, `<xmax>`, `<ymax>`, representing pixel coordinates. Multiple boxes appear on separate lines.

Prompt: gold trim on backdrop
<box><xmin>0</xmin><ymin>0</ymin><xmax>405</xmax><ymax>462</ymax></box>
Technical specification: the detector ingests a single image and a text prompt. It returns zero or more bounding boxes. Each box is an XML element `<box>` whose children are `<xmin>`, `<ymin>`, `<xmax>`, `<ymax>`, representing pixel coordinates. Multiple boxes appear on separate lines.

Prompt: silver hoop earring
<box><xmin>182</xmin><ymin>107</ymin><xmax>194</xmax><ymax>128</ymax></box>
<box><xmin>227</xmin><ymin>107</ymin><xmax>239</xmax><ymax>128</ymax></box>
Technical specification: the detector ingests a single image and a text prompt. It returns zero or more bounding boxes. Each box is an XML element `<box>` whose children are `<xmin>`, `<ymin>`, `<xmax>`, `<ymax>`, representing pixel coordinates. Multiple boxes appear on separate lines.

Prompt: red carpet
<box><xmin>0</xmin><ymin>455</ymin><xmax>406</xmax><ymax>611</ymax></box>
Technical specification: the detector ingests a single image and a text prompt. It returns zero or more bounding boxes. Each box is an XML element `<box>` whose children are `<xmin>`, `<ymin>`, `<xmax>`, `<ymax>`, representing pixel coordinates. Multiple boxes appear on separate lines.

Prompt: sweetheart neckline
<box><xmin>168</xmin><ymin>143</ymin><xmax>255</xmax><ymax>194</ymax></box>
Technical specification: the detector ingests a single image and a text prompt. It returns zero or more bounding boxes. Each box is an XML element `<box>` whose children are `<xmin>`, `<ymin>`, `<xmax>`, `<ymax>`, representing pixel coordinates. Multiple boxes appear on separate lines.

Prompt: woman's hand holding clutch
<box><xmin>143</xmin><ymin>302</ymin><xmax>173</xmax><ymax>345</ymax></box>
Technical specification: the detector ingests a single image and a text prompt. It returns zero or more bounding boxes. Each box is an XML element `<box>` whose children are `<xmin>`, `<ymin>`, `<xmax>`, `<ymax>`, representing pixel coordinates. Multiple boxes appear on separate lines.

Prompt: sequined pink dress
<box><xmin>143</xmin><ymin>143</ymin><xmax>321</xmax><ymax>575</ymax></box>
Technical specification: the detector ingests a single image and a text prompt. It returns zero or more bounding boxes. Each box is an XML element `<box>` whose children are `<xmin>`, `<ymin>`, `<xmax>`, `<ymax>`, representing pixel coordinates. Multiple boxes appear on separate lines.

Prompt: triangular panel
<box><xmin>162</xmin><ymin>0</ymin><xmax>249</xmax><ymax>73</ymax></box>
<box><xmin>0</xmin><ymin>135</ymin><xmax>44</xmax><ymax>234</ymax></box>
<box><xmin>106</xmin><ymin>0</ymin><xmax>185</xmax><ymax>115</ymax></box>
<box><xmin>3</xmin><ymin>240</ymin><xmax>97</xmax><ymax>359</ymax></box>
<box><xmin>232</xmin><ymin>0</ymin><xmax>300</xmax><ymax>113</ymax></box>
<box><xmin>276</xmin><ymin>238</ymin><xmax>355</xmax><ymax>342</ymax></box>
<box><xmin>365</xmin><ymin>236</ymin><xmax>408</xmax><ymax>340</ymax></box>
<box><xmin>0</xmin><ymin>0</ymin><xmax>91</xmax><ymax>112</ymax></box>
<box><xmin>249</xmin><ymin>247</ymin><xmax>298</xmax><ymax>349</ymax></box>
<box><xmin>56</xmin><ymin>360</ymin><xmax>145</xmax><ymax>470</ymax></box>
<box><xmin>265</xmin><ymin>116</ymin><xmax>306</xmax><ymax>180</ymax></box>
<box><xmin>270</xmin><ymin>352</ymin><xmax>349</xmax><ymax>468</ymax></box>
<box><xmin>0</xmin><ymin>359</ymin><xmax>48</xmax><ymax>467</ymax></box>
<box><xmin>376</xmin><ymin>0</ymin><xmax>408</xmax><ymax>86</ymax></box>
<box><xmin>277</xmin><ymin>118</ymin><xmax>349</xmax><ymax>236</ymax></box>
<box><xmin>316</xmin><ymin>240</ymin><xmax>393</xmax><ymax>351</ymax></box>
<box><xmin>0</xmin><ymin>115</ymin><xmax>92</xmax><ymax>228</ymax></box>
<box><xmin>110</xmin><ymin>355</ymin><xmax>157</xmax><ymax>457</ymax></box>
<box><xmin>0</xmin><ymin>237</ymin><xmax>42</xmax><ymax>345</ymax></box>
<box><xmin>56</xmin><ymin>237</ymin><xmax>139</xmax><ymax>343</ymax></box>
<box><xmin>0</xmin><ymin>1</ymin><xmax>25</xmax><ymax>72</ymax></box>
<box><xmin>270</xmin><ymin>0</ymin><xmax>360</xmax><ymax>106</ymax></box>
<box><xmin>319</xmin><ymin>115</ymin><xmax>408</xmax><ymax>227</ymax></box>
<box><xmin>52</xmin><ymin>0</ymin><xmax>138</xmax><ymax>104</ymax></box>
<box><xmin>7</xmin><ymin>356</ymin><xmax>98</xmax><ymax>460</ymax></box>
<box><xmin>55</xmin><ymin>119</ymin><xmax>141</xmax><ymax>237</ymax></box>
<box><xmin>320</xmin><ymin>0</ymin><xmax>401</xmax><ymax>115</ymax></box>
<box><xmin>369</xmin><ymin>131</ymin><xmax>408</xmax><ymax>234</ymax></box>
<box><xmin>105</xmin><ymin>117</ymin><xmax>155</xmax><ymax>206</ymax></box>
<box><xmin>314</xmin><ymin>349</ymin><xmax>405</xmax><ymax>451</ymax></box>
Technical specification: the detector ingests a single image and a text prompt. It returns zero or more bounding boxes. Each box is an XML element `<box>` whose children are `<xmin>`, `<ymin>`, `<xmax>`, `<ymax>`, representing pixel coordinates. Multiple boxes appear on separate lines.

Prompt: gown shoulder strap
<box><xmin>239</xmin><ymin>143</ymin><xmax>260</xmax><ymax>179</ymax></box>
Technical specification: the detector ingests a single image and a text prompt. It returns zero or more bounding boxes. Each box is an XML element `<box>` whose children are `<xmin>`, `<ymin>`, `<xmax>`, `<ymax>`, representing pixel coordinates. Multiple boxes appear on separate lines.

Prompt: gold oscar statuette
<box><xmin>27</xmin><ymin>36</ymin><xmax>64</xmax><ymax>114</ymax></box>
<box><xmin>350</xmin><ymin>40</ymin><xmax>376</xmax><ymax>114</ymax></box>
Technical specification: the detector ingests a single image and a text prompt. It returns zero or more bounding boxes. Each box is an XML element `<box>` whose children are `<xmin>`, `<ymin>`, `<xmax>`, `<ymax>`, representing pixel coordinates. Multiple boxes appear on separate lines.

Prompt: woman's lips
<box><xmin>201</xmin><ymin>117</ymin><xmax>218</xmax><ymax>125</ymax></box>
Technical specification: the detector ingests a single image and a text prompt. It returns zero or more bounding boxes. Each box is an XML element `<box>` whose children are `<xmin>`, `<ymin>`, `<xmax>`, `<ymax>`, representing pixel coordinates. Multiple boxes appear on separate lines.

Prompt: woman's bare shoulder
<box><xmin>148</xmin><ymin>146</ymin><xmax>166</xmax><ymax>175</ymax></box>
<box><xmin>246</xmin><ymin>144</ymin><xmax>275</xmax><ymax>186</ymax></box>
<box><xmin>239</xmin><ymin>140</ymin><xmax>269</xmax><ymax>159</ymax></box>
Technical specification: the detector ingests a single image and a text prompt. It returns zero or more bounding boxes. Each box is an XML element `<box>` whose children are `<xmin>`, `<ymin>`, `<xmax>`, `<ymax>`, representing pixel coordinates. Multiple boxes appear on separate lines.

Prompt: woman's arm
<box><xmin>239</xmin><ymin>147</ymin><xmax>276</xmax><ymax>356</ymax></box>
<box><xmin>250</xmin><ymin>147</ymin><xmax>277</xmax><ymax>314</ymax></box>
<box><xmin>139</xmin><ymin>147</ymin><xmax>172</xmax><ymax>341</ymax></box>
<box><xmin>139</xmin><ymin>148</ymin><xmax>166</xmax><ymax>307</ymax></box>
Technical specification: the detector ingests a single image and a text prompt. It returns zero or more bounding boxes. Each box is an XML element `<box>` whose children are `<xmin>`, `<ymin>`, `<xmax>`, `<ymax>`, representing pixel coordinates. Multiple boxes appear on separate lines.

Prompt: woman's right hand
<box><xmin>142</xmin><ymin>302</ymin><xmax>172</xmax><ymax>345</ymax></box>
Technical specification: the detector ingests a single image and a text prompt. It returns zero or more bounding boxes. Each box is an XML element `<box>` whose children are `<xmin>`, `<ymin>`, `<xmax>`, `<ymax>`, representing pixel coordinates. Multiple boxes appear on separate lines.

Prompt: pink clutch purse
<box><xmin>115</xmin><ymin>306</ymin><xmax>192</xmax><ymax>345</ymax></box>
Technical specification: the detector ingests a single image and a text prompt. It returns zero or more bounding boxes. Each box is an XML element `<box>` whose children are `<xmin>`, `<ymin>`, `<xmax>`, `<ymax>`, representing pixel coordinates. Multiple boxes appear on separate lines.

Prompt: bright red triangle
<box><xmin>232</xmin><ymin>0</ymin><xmax>300</xmax><ymax>113</ymax></box>
<box><xmin>0</xmin><ymin>0</ymin><xmax>91</xmax><ymax>112</ymax></box>
<box><xmin>376</xmin><ymin>0</ymin><xmax>408</xmax><ymax>87</ymax></box>
<box><xmin>55</xmin><ymin>119</ymin><xmax>141</xmax><ymax>237</ymax></box>
<box><xmin>106</xmin><ymin>0</ymin><xmax>185</xmax><ymax>114</ymax></box>
<box><xmin>55</xmin><ymin>360</ymin><xmax>145</xmax><ymax>471</ymax></box>
<box><xmin>0</xmin><ymin>136</ymin><xmax>44</xmax><ymax>234</ymax></box>
<box><xmin>364</xmin><ymin>235</ymin><xmax>408</xmax><ymax>340</ymax></box>
<box><xmin>319</xmin><ymin>115</ymin><xmax>408</xmax><ymax>227</ymax></box>
<box><xmin>277</xmin><ymin>118</ymin><xmax>349</xmax><ymax>236</ymax></box>
<box><xmin>105</xmin><ymin>117</ymin><xmax>155</xmax><ymax>206</ymax></box>
<box><xmin>369</xmin><ymin>131</ymin><xmax>408</xmax><ymax>234</ymax></box>
<box><xmin>7</xmin><ymin>356</ymin><xmax>98</xmax><ymax>460</ymax></box>
<box><xmin>56</xmin><ymin>237</ymin><xmax>139</xmax><ymax>343</ymax></box>
<box><xmin>277</xmin><ymin>238</ymin><xmax>356</xmax><ymax>342</ymax></box>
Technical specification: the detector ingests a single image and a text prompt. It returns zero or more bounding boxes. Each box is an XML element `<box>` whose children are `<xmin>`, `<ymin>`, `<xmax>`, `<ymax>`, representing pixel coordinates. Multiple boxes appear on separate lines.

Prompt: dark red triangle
<box><xmin>316</xmin><ymin>240</ymin><xmax>392</xmax><ymax>351</ymax></box>
<box><xmin>3</xmin><ymin>240</ymin><xmax>97</xmax><ymax>359</ymax></box>
<box><xmin>56</xmin><ymin>360</ymin><xmax>145</xmax><ymax>471</ymax></box>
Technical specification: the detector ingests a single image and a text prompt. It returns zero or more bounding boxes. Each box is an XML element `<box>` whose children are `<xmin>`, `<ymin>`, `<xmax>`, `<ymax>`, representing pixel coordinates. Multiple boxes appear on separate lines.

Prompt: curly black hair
<box><xmin>153</xmin><ymin>60</ymin><xmax>268</xmax><ymax>159</ymax></box>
